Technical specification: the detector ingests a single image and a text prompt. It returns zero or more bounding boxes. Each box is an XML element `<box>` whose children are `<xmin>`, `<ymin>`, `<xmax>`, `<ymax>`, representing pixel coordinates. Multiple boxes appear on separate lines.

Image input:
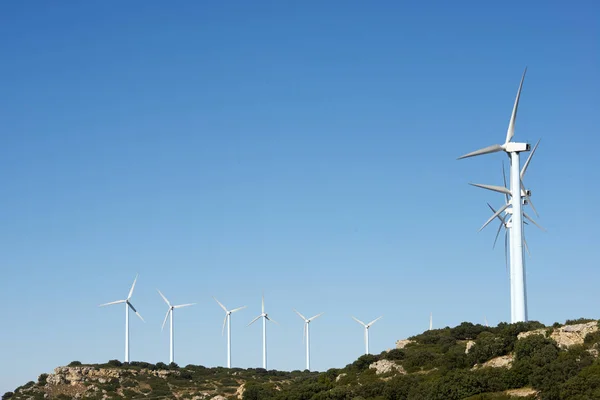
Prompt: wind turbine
<box><xmin>248</xmin><ymin>294</ymin><xmax>278</xmax><ymax>369</ymax></box>
<box><xmin>157</xmin><ymin>290</ymin><xmax>195</xmax><ymax>364</ymax></box>
<box><xmin>458</xmin><ymin>67</ymin><xmax>542</xmax><ymax>323</ymax></box>
<box><xmin>293</xmin><ymin>309</ymin><xmax>324</xmax><ymax>371</ymax></box>
<box><xmin>214</xmin><ymin>297</ymin><xmax>246</xmax><ymax>368</ymax></box>
<box><xmin>429</xmin><ymin>312</ymin><xmax>433</xmax><ymax>331</ymax></box>
<box><xmin>99</xmin><ymin>274</ymin><xmax>145</xmax><ymax>363</ymax></box>
<box><xmin>352</xmin><ymin>316</ymin><xmax>382</xmax><ymax>355</ymax></box>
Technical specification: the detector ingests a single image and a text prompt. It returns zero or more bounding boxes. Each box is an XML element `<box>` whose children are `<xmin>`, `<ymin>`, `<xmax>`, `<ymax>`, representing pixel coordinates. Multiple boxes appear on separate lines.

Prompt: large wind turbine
<box><xmin>158</xmin><ymin>290</ymin><xmax>195</xmax><ymax>364</ymax></box>
<box><xmin>352</xmin><ymin>316</ymin><xmax>382</xmax><ymax>355</ymax></box>
<box><xmin>248</xmin><ymin>294</ymin><xmax>278</xmax><ymax>369</ymax></box>
<box><xmin>293</xmin><ymin>309</ymin><xmax>324</xmax><ymax>371</ymax></box>
<box><xmin>99</xmin><ymin>274</ymin><xmax>145</xmax><ymax>363</ymax></box>
<box><xmin>458</xmin><ymin>68</ymin><xmax>542</xmax><ymax>323</ymax></box>
<box><xmin>214</xmin><ymin>297</ymin><xmax>246</xmax><ymax>368</ymax></box>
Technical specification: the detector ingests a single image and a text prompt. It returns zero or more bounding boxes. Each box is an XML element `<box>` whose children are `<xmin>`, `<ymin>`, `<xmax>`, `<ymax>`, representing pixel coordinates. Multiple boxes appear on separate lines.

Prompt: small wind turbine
<box><xmin>458</xmin><ymin>67</ymin><xmax>543</xmax><ymax>323</ymax></box>
<box><xmin>214</xmin><ymin>297</ymin><xmax>246</xmax><ymax>368</ymax></box>
<box><xmin>248</xmin><ymin>293</ymin><xmax>278</xmax><ymax>369</ymax></box>
<box><xmin>429</xmin><ymin>312</ymin><xmax>433</xmax><ymax>331</ymax></box>
<box><xmin>293</xmin><ymin>309</ymin><xmax>324</xmax><ymax>371</ymax></box>
<box><xmin>157</xmin><ymin>290</ymin><xmax>195</xmax><ymax>364</ymax></box>
<box><xmin>99</xmin><ymin>274</ymin><xmax>145</xmax><ymax>363</ymax></box>
<box><xmin>352</xmin><ymin>316</ymin><xmax>382</xmax><ymax>355</ymax></box>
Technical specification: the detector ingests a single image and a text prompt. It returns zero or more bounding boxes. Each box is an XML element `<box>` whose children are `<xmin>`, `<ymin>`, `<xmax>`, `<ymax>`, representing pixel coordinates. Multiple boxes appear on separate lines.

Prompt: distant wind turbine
<box><xmin>99</xmin><ymin>274</ymin><xmax>145</xmax><ymax>363</ymax></box>
<box><xmin>293</xmin><ymin>309</ymin><xmax>324</xmax><ymax>371</ymax></box>
<box><xmin>429</xmin><ymin>312</ymin><xmax>433</xmax><ymax>331</ymax></box>
<box><xmin>248</xmin><ymin>294</ymin><xmax>278</xmax><ymax>369</ymax></box>
<box><xmin>158</xmin><ymin>290</ymin><xmax>195</xmax><ymax>364</ymax></box>
<box><xmin>214</xmin><ymin>297</ymin><xmax>246</xmax><ymax>368</ymax></box>
<box><xmin>352</xmin><ymin>316</ymin><xmax>382</xmax><ymax>355</ymax></box>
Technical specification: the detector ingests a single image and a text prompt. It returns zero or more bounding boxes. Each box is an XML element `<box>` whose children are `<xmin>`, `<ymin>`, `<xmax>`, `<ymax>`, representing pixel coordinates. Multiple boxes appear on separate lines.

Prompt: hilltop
<box><xmin>4</xmin><ymin>318</ymin><xmax>600</xmax><ymax>400</ymax></box>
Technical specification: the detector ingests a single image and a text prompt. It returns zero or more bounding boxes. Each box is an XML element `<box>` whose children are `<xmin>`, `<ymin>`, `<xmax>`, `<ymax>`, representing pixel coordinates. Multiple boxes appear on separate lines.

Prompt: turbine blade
<box><xmin>230</xmin><ymin>305</ymin><xmax>247</xmax><ymax>313</ymax></box>
<box><xmin>293</xmin><ymin>309</ymin><xmax>307</xmax><ymax>321</ymax></box>
<box><xmin>261</xmin><ymin>293</ymin><xmax>265</xmax><ymax>314</ymax></box>
<box><xmin>523</xmin><ymin>212</ymin><xmax>546</xmax><ymax>231</ymax></box>
<box><xmin>303</xmin><ymin>323</ymin><xmax>306</xmax><ymax>344</ymax></box>
<box><xmin>247</xmin><ymin>315</ymin><xmax>261</xmax><ymax>327</ymax></box>
<box><xmin>457</xmin><ymin>144</ymin><xmax>504</xmax><ymax>160</ymax></box>
<box><xmin>174</xmin><ymin>303</ymin><xmax>196</xmax><ymax>309</ymax></box>
<box><xmin>308</xmin><ymin>312</ymin><xmax>324</xmax><ymax>322</ymax></box>
<box><xmin>524</xmin><ymin>233</ymin><xmax>531</xmax><ymax>257</ymax></box>
<box><xmin>505</xmin><ymin>67</ymin><xmax>527</xmax><ymax>144</ymax></box>
<box><xmin>520</xmin><ymin>179</ymin><xmax>540</xmax><ymax>218</ymax></box>
<box><xmin>502</xmin><ymin>161</ymin><xmax>510</xmax><ymax>203</ymax></box>
<box><xmin>157</xmin><ymin>290</ymin><xmax>171</xmax><ymax>307</ymax></box>
<box><xmin>526</xmin><ymin>195</ymin><xmax>540</xmax><ymax>218</ymax></box>
<box><xmin>161</xmin><ymin>309</ymin><xmax>170</xmax><ymax>332</ymax></box>
<box><xmin>213</xmin><ymin>296</ymin><xmax>228</xmax><ymax>312</ymax></box>
<box><xmin>127</xmin><ymin>274</ymin><xmax>138</xmax><ymax>300</ymax></box>
<box><xmin>98</xmin><ymin>299</ymin><xmax>126</xmax><ymax>307</ymax></box>
<box><xmin>479</xmin><ymin>203</ymin><xmax>510</xmax><ymax>232</ymax></box>
<box><xmin>486</xmin><ymin>203</ymin><xmax>506</xmax><ymax>225</ymax></box>
<box><xmin>469</xmin><ymin>183</ymin><xmax>511</xmax><ymax>196</ymax></box>
<box><xmin>128</xmin><ymin>302</ymin><xmax>144</xmax><ymax>322</ymax></box>
<box><xmin>493</xmin><ymin>219</ymin><xmax>504</xmax><ymax>249</ymax></box>
<box><xmin>367</xmin><ymin>316</ymin><xmax>383</xmax><ymax>327</ymax></box>
<box><xmin>521</xmin><ymin>139</ymin><xmax>541</xmax><ymax>179</ymax></box>
<box><xmin>222</xmin><ymin>315</ymin><xmax>227</xmax><ymax>336</ymax></box>
<box><xmin>266</xmin><ymin>316</ymin><xmax>279</xmax><ymax>325</ymax></box>
<box><xmin>352</xmin><ymin>316</ymin><xmax>366</xmax><ymax>326</ymax></box>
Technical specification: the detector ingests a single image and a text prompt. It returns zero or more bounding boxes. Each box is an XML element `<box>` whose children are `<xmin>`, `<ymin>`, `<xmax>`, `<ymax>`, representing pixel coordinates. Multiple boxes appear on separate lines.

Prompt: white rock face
<box><xmin>517</xmin><ymin>321</ymin><xmax>598</xmax><ymax>348</ymax></box>
<box><xmin>395</xmin><ymin>339</ymin><xmax>414</xmax><ymax>349</ymax></box>
<box><xmin>368</xmin><ymin>360</ymin><xmax>406</xmax><ymax>375</ymax></box>
<box><xmin>465</xmin><ymin>340</ymin><xmax>476</xmax><ymax>354</ymax></box>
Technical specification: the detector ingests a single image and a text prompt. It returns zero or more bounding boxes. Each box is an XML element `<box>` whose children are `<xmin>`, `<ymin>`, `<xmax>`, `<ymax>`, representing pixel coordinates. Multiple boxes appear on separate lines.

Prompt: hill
<box><xmin>4</xmin><ymin>319</ymin><xmax>600</xmax><ymax>400</ymax></box>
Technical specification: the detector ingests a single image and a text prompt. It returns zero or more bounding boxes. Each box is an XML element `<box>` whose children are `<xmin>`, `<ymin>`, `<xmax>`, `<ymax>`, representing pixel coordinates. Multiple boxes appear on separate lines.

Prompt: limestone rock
<box><xmin>395</xmin><ymin>339</ymin><xmax>414</xmax><ymax>349</ymax></box>
<box><xmin>211</xmin><ymin>396</ymin><xmax>227</xmax><ymax>400</ymax></box>
<box><xmin>482</xmin><ymin>354</ymin><xmax>513</xmax><ymax>369</ymax></box>
<box><xmin>335</xmin><ymin>373</ymin><xmax>347</xmax><ymax>382</ymax></box>
<box><xmin>368</xmin><ymin>360</ymin><xmax>406</xmax><ymax>375</ymax></box>
<box><xmin>236</xmin><ymin>383</ymin><xmax>245</xmax><ymax>399</ymax></box>
<box><xmin>465</xmin><ymin>340</ymin><xmax>476</xmax><ymax>354</ymax></box>
<box><xmin>505</xmin><ymin>387</ymin><xmax>539</xmax><ymax>398</ymax></box>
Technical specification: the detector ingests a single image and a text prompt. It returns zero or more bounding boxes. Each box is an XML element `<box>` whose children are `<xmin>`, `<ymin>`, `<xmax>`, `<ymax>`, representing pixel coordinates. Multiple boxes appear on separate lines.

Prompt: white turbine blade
<box><xmin>128</xmin><ymin>302</ymin><xmax>145</xmax><ymax>322</ymax></box>
<box><xmin>493</xmin><ymin>219</ymin><xmax>504</xmax><ymax>249</ymax></box>
<box><xmin>521</xmin><ymin>139</ymin><xmax>541</xmax><ymax>179</ymax></box>
<box><xmin>266</xmin><ymin>316</ymin><xmax>279</xmax><ymax>325</ymax></box>
<box><xmin>247</xmin><ymin>315</ymin><xmax>262</xmax><ymax>327</ymax></box>
<box><xmin>524</xmin><ymin>233</ymin><xmax>531</xmax><ymax>257</ymax></box>
<box><xmin>222</xmin><ymin>315</ymin><xmax>227</xmax><ymax>336</ymax></box>
<box><xmin>213</xmin><ymin>296</ymin><xmax>227</xmax><ymax>312</ymax></box>
<box><xmin>127</xmin><ymin>274</ymin><xmax>138</xmax><ymax>300</ymax></box>
<box><xmin>174</xmin><ymin>303</ymin><xmax>196</xmax><ymax>309</ymax></box>
<box><xmin>157</xmin><ymin>290</ymin><xmax>172</xmax><ymax>307</ymax></box>
<box><xmin>523</xmin><ymin>212</ymin><xmax>546</xmax><ymax>231</ymax></box>
<box><xmin>520</xmin><ymin>179</ymin><xmax>540</xmax><ymax>217</ymax></box>
<box><xmin>308</xmin><ymin>312</ymin><xmax>324</xmax><ymax>322</ymax></box>
<box><xmin>161</xmin><ymin>309</ymin><xmax>170</xmax><ymax>332</ymax></box>
<box><xmin>261</xmin><ymin>293</ymin><xmax>265</xmax><ymax>314</ymax></box>
<box><xmin>479</xmin><ymin>203</ymin><xmax>510</xmax><ymax>232</ymax></box>
<box><xmin>505</xmin><ymin>67</ymin><xmax>527</xmax><ymax>144</ymax></box>
<box><xmin>230</xmin><ymin>305</ymin><xmax>247</xmax><ymax>313</ymax></box>
<box><xmin>293</xmin><ymin>309</ymin><xmax>307</xmax><ymax>321</ymax></box>
<box><xmin>303</xmin><ymin>323</ymin><xmax>306</xmax><ymax>344</ymax></box>
<box><xmin>502</xmin><ymin>161</ymin><xmax>510</xmax><ymax>203</ymax></box>
<box><xmin>486</xmin><ymin>203</ymin><xmax>507</xmax><ymax>225</ymax></box>
<box><xmin>98</xmin><ymin>299</ymin><xmax>126</xmax><ymax>307</ymax></box>
<box><xmin>367</xmin><ymin>316</ymin><xmax>383</xmax><ymax>327</ymax></box>
<box><xmin>469</xmin><ymin>183</ymin><xmax>511</xmax><ymax>196</ymax></box>
<box><xmin>457</xmin><ymin>144</ymin><xmax>504</xmax><ymax>160</ymax></box>
<box><xmin>352</xmin><ymin>316</ymin><xmax>366</xmax><ymax>326</ymax></box>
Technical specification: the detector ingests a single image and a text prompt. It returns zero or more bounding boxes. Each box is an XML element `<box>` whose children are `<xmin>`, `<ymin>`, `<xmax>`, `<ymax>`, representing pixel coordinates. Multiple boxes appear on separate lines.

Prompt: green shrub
<box><xmin>2</xmin><ymin>392</ymin><xmax>14</xmax><ymax>400</ymax></box>
<box><xmin>107</xmin><ymin>359</ymin><xmax>123</xmax><ymax>367</ymax></box>
<box><xmin>37</xmin><ymin>374</ymin><xmax>48</xmax><ymax>385</ymax></box>
<box><xmin>68</xmin><ymin>361</ymin><xmax>82</xmax><ymax>367</ymax></box>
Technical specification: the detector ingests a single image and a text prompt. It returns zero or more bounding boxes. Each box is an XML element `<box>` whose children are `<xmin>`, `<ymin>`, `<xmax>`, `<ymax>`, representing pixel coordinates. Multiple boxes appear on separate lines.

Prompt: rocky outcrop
<box><xmin>505</xmin><ymin>387</ymin><xmax>539</xmax><ymax>398</ymax></box>
<box><xmin>518</xmin><ymin>321</ymin><xmax>598</xmax><ymax>348</ymax></box>
<box><xmin>395</xmin><ymin>339</ymin><xmax>414</xmax><ymax>349</ymax></box>
<box><xmin>465</xmin><ymin>340</ymin><xmax>476</xmax><ymax>354</ymax></box>
<box><xmin>369</xmin><ymin>360</ymin><xmax>406</xmax><ymax>375</ymax></box>
<box><xmin>46</xmin><ymin>366</ymin><xmax>179</xmax><ymax>387</ymax></box>
<box><xmin>482</xmin><ymin>354</ymin><xmax>513</xmax><ymax>369</ymax></box>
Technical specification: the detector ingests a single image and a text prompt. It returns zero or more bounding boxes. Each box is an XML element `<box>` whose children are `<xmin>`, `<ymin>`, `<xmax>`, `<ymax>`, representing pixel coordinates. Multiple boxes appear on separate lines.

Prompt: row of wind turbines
<box><xmin>99</xmin><ymin>66</ymin><xmax>545</xmax><ymax>371</ymax></box>
<box><xmin>99</xmin><ymin>275</ymin><xmax>383</xmax><ymax>371</ymax></box>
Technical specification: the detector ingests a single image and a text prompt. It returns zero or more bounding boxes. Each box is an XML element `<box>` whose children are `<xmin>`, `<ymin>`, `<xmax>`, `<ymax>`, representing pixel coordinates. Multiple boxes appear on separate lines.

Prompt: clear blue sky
<box><xmin>0</xmin><ymin>0</ymin><xmax>598</xmax><ymax>394</ymax></box>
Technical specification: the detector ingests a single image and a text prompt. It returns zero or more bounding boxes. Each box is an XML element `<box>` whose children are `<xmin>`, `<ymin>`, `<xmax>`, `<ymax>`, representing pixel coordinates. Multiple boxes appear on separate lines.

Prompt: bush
<box><xmin>68</xmin><ymin>361</ymin><xmax>82</xmax><ymax>367</ymax></box>
<box><xmin>168</xmin><ymin>362</ymin><xmax>179</xmax><ymax>370</ymax></box>
<box><xmin>155</xmin><ymin>362</ymin><xmax>168</xmax><ymax>370</ymax></box>
<box><xmin>2</xmin><ymin>392</ymin><xmax>13</xmax><ymax>400</ymax></box>
<box><xmin>565</xmin><ymin>318</ymin><xmax>596</xmax><ymax>325</ymax></box>
<box><xmin>37</xmin><ymin>374</ymin><xmax>48</xmax><ymax>385</ymax></box>
<box><xmin>107</xmin><ymin>359</ymin><xmax>123</xmax><ymax>367</ymax></box>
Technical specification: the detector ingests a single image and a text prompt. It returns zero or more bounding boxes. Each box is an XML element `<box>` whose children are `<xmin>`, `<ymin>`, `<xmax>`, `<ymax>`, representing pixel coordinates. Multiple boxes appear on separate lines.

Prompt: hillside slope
<box><xmin>4</xmin><ymin>319</ymin><xmax>600</xmax><ymax>400</ymax></box>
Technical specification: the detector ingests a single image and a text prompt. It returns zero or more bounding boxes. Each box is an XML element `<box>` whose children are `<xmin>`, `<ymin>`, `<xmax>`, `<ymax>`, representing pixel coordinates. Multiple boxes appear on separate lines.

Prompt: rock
<box><xmin>505</xmin><ymin>387</ymin><xmax>539</xmax><ymax>398</ymax></box>
<box><xmin>236</xmin><ymin>383</ymin><xmax>245</xmax><ymax>399</ymax></box>
<box><xmin>481</xmin><ymin>354</ymin><xmax>514</xmax><ymax>369</ymax></box>
<box><xmin>211</xmin><ymin>396</ymin><xmax>227</xmax><ymax>400</ymax></box>
<box><xmin>465</xmin><ymin>340</ymin><xmax>476</xmax><ymax>354</ymax></box>
<box><xmin>551</xmin><ymin>322</ymin><xmax>598</xmax><ymax>348</ymax></box>
<box><xmin>517</xmin><ymin>329</ymin><xmax>547</xmax><ymax>341</ymax></box>
<box><xmin>335</xmin><ymin>373</ymin><xmax>347</xmax><ymax>382</ymax></box>
<box><xmin>368</xmin><ymin>360</ymin><xmax>406</xmax><ymax>375</ymax></box>
<box><xmin>395</xmin><ymin>339</ymin><xmax>414</xmax><ymax>349</ymax></box>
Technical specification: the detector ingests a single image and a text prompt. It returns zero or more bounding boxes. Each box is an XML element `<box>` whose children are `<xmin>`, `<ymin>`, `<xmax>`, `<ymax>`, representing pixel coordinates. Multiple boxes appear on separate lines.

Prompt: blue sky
<box><xmin>0</xmin><ymin>0</ymin><xmax>598</xmax><ymax>394</ymax></box>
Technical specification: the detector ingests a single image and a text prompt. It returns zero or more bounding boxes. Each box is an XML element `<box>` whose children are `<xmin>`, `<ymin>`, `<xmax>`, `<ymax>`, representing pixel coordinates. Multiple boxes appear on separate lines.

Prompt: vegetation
<box><xmin>4</xmin><ymin>318</ymin><xmax>600</xmax><ymax>400</ymax></box>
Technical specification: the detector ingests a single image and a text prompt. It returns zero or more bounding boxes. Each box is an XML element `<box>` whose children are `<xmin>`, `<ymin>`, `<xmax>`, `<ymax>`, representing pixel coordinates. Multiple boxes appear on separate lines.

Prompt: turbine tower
<box><xmin>458</xmin><ymin>68</ymin><xmax>542</xmax><ymax>323</ymax></box>
<box><xmin>214</xmin><ymin>297</ymin><xmax>246</xmax><ymax>368</ymax></box>
<box><xmin>99</xmin><ymin>274</ymin><xmax>145</xmax><ymax>363</ymax></box>
<box><xmin>293</xmin><ymin>309</ymin><xmax>324</xmax><ymax>371</ymax></box>
<box><xmin>158</xmin><ymin>290</ymin><xmax>195</xmax><ymax>364</ymax></box>
<box><xmin>429</xmin><ymin>312</ymin><xmax>433</xmax><ymax>331</ymax></box>
<box><xmin>248</xmin><ymin>294</ymin><xmax>278</xmax><ymax>369</ymax></box>
<box><xmin>352</xmin><ymin>316</ymin><xmax>382</xmax><ymax>355</ymax></box>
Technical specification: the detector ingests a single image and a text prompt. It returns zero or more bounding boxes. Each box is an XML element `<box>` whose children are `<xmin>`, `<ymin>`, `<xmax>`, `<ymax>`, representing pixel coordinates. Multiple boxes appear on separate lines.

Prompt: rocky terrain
<box><xmin>4</xmin><ymin>318</ymin><xmax>600</xmax><ymax>400</ymax></box>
